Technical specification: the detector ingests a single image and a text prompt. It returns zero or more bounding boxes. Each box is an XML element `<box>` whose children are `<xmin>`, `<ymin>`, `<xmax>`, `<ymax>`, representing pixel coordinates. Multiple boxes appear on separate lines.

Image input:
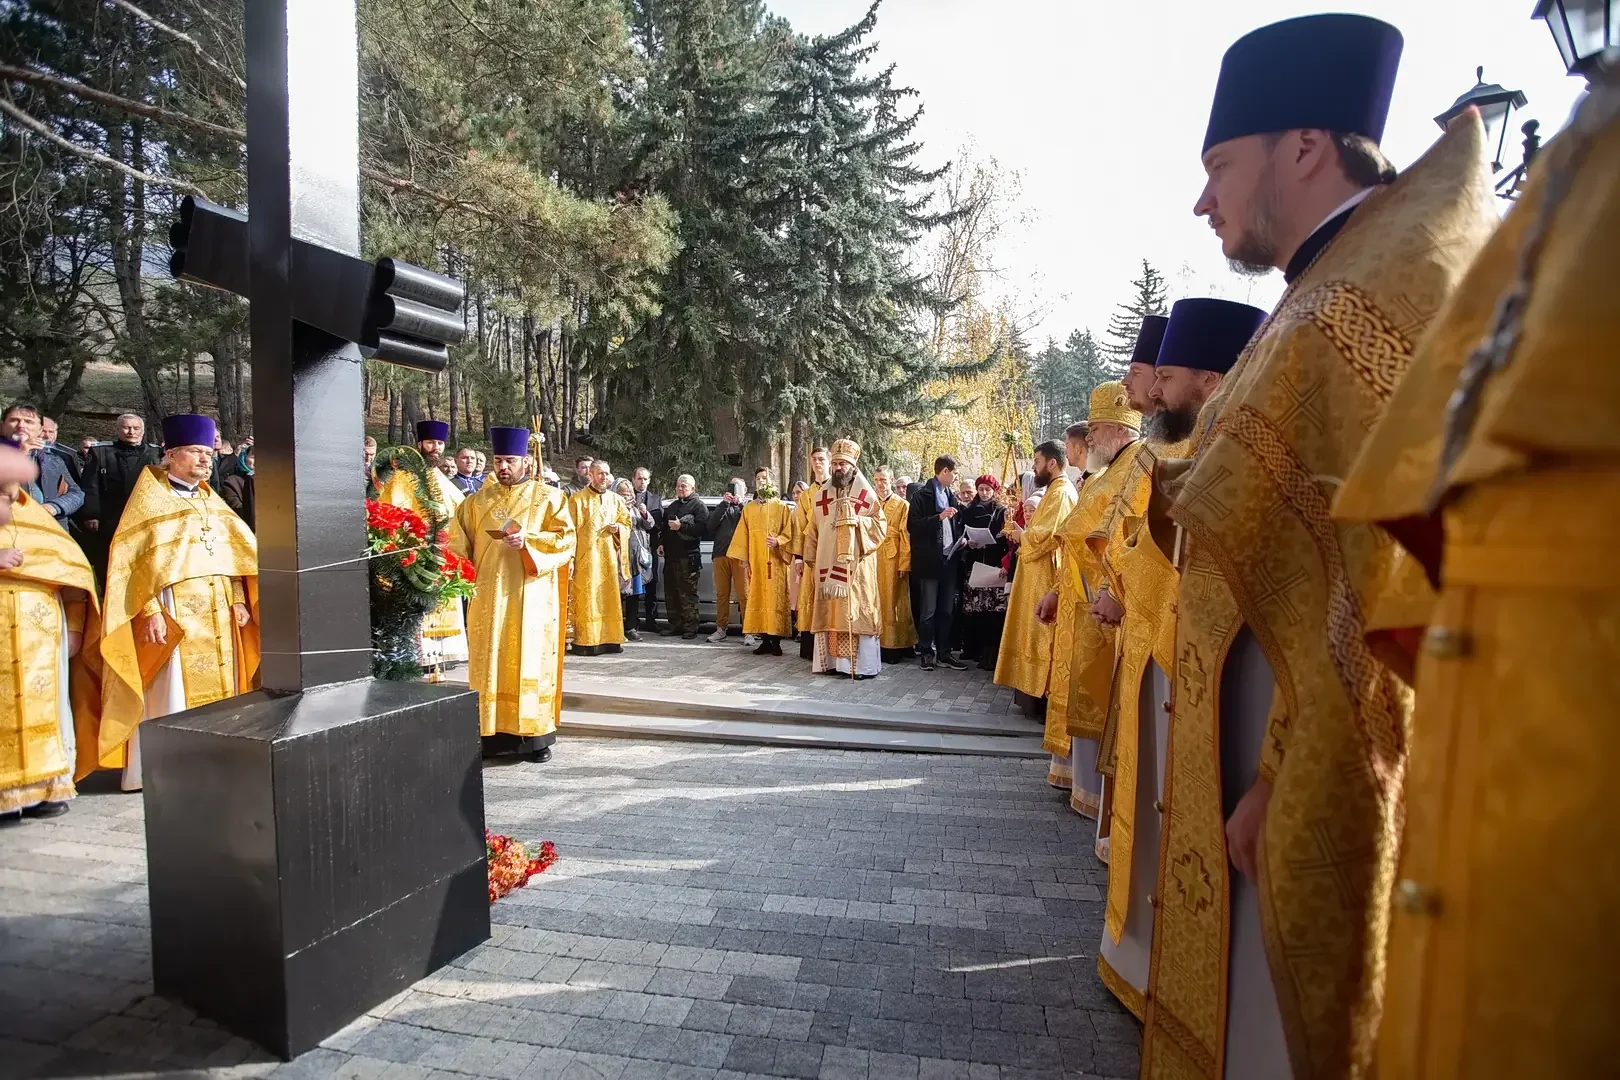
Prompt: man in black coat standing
<box><xmin>661</xmin><ymin>473</ymin><xmax>707</xmax><ymax>639</ymax></box>
<box><xmin>80</xmin><ymin>412</ymin><xmax>162</xmax><ymax>584</ymax></box>
<box><xmin>630</xmin><ymin>466</ymin><xmax>664</xmax><ymax>631</ymax></box>
<box><xmin>907</xmin><ymin>454</ymin><xmax>967</xmax><ymax>671</ymax></box>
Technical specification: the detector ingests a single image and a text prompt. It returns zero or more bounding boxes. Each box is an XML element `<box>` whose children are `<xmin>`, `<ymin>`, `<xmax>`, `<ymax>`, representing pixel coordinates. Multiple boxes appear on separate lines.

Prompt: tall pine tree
<box><xmin>1102</xmin><ymin>259</ymin><xmax>1168</xmax><ymax>373</ymax></box>
<box><xmin>749</xmin><ymin>5</ymin><xmax>970</xmax><ymax>481</ymax></box>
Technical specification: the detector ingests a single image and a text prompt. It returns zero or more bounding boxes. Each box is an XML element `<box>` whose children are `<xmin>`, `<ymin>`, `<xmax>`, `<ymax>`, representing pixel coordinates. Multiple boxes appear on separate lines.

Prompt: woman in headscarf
<box><xmin>615</xmin><ymin>477</ymin><xmax>650</xmax><ymax>642</ymax></box>
<box><xmin>958</xmin><ymin>474</ymin><xmax>1009</xmax><ymax>670</ymax></box>
<box><xmin>221</xmin><ymin>445</ymin><xmax>255</xmax><ymax>532</ymax></box>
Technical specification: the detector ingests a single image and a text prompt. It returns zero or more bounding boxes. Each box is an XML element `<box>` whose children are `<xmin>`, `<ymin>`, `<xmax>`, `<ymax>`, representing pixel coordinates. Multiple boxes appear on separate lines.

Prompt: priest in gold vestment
<box><xmin>1335</xmin><ymin>76</ymin><xmax>1620</xmax><ymax>1080</ymax></box>
<box><xmin>0</xmin><ymin>470</ymin><xmax>104</xmax><ymax>819</ymax></box>
<box><xmin>407</xmin><ymin>420</ymin><xmax>470</xmax><ymax>669</ymax></box>
<box><xmin>567</xmin><ymin>459</ymin><xmax>631</xmax><ymax>656</ymax></box>
<box><xmin>728</xmin><ymin>469</ymin><xmax>794</xmax><ymax>656</ymax></box>
<box><xmin>791</xmin><ymin>447</ymin><xmax>831</xmax><ymax>659</ymax></box>
<box><xmin>455</xmin><ymin>427</ymin><xmax>575</xmax><ymax>763</ymax></box>
<box><xmin>871</xmin><ymin>466</ymin><xmax>916</xmax><ymax>662</ymax></box>
<box><xmin>1039</xmin><ymin>385</ymin><xmax>1142</xmax><ymax>803</ymax></box>
<box><xmin>1085</xmin><ymin>300</ymin><xmax>1262</xmax><ymax>1020</ymax></box>
<box><xmin>95</xmin><ymin>415</ymin><xmax>259</xmax><ymax>793</ymax></box>
<box><xmin>803</xmin><ymin>439</ymin><xmax>887</xmax><ymax>678</ymax></box>
<box><xmin>1140</xmin><ymin>17</ymin><xmax>1499</xmax><ymax>1079</ymax></box>
<box><xmin>994</xmin><ymin>441</ymin><xmax>1077</xmax><ymax>708</ymax></box>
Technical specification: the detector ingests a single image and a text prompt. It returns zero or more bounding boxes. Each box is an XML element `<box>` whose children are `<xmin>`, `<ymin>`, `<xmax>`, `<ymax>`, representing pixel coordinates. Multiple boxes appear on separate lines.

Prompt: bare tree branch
<box><xmin>105</xmin><ymin>0</ymin><xmax>247</xmax><ymax>91</ymax></box>
<box><xmin>0</xmin><ymin>95</ymin><xmax>205</xmax><ymax>196</ymax></box>
<box><xmin>0</xmin><ymin>62</ymin><xmax>244</xmax><ymax>143</ymax></box>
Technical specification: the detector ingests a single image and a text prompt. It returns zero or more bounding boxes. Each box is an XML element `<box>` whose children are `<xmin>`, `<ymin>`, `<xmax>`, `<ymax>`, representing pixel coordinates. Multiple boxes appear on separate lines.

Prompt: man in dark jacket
<box><xmin>80</xmin><ymin>412</ymin><xmax>162</xmax><ymax>583</ymax></box>
<box><xmin>705</xmin><ymin>478</ymin><xmax>748</xmax><ymax>644</ymax></box>
<box><xmin>907</xmin><ymin>454</ymin><xmax>967</xmax><ymax>670</ymax></box>
<box><xmin>2</xmin><ymin>403</ymin><xmax>83</xmax><ymax>529</ymax></box>
<box><xmin>661</xmin><ymin>474</ymin><xmax>707</xmax><ymax>639</ymax></box>
<box><xmin>631</xmin><ymin>466</ymin><xmax>664</xmax><ymax>631</ymax></box>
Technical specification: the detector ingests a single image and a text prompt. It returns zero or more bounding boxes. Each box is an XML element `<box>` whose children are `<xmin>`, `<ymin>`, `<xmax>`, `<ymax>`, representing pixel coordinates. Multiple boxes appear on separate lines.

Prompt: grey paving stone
<box><xmin>7</xmin><ymin>737</ymin><xmax>1132</xmax><ymax>1080</ymax></box>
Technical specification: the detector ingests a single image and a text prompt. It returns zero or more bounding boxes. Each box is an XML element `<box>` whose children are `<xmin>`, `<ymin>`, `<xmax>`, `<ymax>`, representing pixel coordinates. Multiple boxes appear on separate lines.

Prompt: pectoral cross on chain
<box><xmin>198</xmin><ymin>515</ymin><xmax>217</xmax><ymax>556</ymax></box>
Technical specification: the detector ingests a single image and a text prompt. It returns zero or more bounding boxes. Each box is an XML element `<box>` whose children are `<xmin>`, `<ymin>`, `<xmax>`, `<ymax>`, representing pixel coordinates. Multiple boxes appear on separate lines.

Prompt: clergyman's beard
<box><xmin>1146</xmin><ymin>404</ymin><xmax>1198</xmax><ymax>444</ymax></box>
<box><xmin>1227</xmin><ymin>163</ymin><xmax>1281</xmax><ymax>277</ymax></box>
<box><xmin>830</xmin><ymin>467</ymin><xmax>853</xmax><ymax>491</ymax></box>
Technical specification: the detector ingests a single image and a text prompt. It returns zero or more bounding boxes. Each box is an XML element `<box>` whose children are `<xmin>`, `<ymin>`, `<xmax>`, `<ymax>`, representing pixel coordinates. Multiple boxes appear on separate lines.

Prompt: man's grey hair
<box><xmin>677</xmin><ymin>473</ymin><xmax>696</xmax><ymax>487</ymax></box>
<box><xmin>592</xmin><ymin>459</ymin><xmax>612</xmax><ymax>474</ymax></box>
<box><xmin>118</xmin><ymin>413</ymin><xmax>143</xmax><ymax>425</ymax></box>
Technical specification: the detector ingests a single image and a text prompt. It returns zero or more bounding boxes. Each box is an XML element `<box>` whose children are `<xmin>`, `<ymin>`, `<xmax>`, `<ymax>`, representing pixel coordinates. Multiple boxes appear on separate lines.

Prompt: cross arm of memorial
<box><xmin>168</xmin><ymin>195</ymin><xmax>467</xmax><ymax>371</ymax></box>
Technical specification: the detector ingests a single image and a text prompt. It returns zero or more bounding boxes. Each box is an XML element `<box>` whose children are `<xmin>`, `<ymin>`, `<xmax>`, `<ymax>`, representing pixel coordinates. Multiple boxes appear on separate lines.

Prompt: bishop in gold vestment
<box><xmin>95</xmin><ymin>416</ymin><xmax>259</xmax><ymax>792</ymax></box>
<box><xmin>455</xmin><ymin>428</ymin><xmax>575</xmax><ymax>761</ymax></box>
<box><xmin>791</xmin><ymin>448</ymin><xmax>831</xmax><ymax>657</ymax></box>
<box><xmin>994</xmin><ymin>446</ymin><xmax>1077</xmax><ymax>703</ymax></box>
<box><xmin>804</xmin><ymin>440</ymin><xmax>887</xmax><ymax>678</ymax></box>
<box><xmin>567</xmin><ymin>460</ymin><xmax>631</xmax><ymax>655</ymax></box>
<box><xmin>1141</xmin><ymin>20</ymin><xmax>1497</xmax><ymax>1074</ymax></box>
<box><xmin>727</xmin><ymin>477</ymin><xmax>794</xmax><ymax>652</ymax></box>
<box><xmin>1086</xmin><ymin>300</ymin><xmax>1260</xmax><ymax>1020</ymax></box>
<box><xmin>1335</xmin><ymin>79</ymin><xmax>1620</xmax><ymax>1080</ymax></box>
<box><xmin>871</xmin><ymin>467</ymin><xmax>916</xmax><ymax>659</ymax></box>
<box><xmin>1043</xmin><ymin>385</ymin><xmax>1142</xmax><ymax>798</ymax></box>
<box><xmin>0</xmin><ymin>483</ymin><xmax>104</xmax><ymax>817</ymax></box>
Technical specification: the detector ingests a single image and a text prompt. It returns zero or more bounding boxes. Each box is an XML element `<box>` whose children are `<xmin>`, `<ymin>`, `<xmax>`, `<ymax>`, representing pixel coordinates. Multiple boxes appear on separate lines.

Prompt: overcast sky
<box><xmin>765</xmin><ymin>0</ymin><xmax>1587</xmax><ymax>345</ymax></box>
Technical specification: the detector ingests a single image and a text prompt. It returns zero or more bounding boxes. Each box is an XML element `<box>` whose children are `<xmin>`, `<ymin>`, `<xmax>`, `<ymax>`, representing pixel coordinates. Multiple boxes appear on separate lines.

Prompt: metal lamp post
<box><xmin>1533</xmin><ymin>0</ymin><xmax>1618</xmax><ymax>79</ymax></box>
<box><xmin>1435</xmin><ymin>67</ymin><xmax>1529</xmax><ymax>172</ymax></box>
<box><xmin>1438</xmin><ymin>67</ymin><xmax>1536</xmax><ymax>200</ymax></box>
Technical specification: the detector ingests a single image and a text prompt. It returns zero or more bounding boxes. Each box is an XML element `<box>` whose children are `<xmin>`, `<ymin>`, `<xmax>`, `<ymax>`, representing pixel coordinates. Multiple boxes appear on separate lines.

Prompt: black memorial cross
<box><xmin>139</xmin><ymin>0</ymin><xmax>489</xmax><ymax>1059</ymax></box>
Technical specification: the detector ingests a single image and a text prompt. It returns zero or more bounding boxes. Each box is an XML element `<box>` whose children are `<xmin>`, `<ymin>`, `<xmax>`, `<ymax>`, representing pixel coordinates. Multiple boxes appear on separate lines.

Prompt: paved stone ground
<box><xmin>566</xmin><ymin>637</ymin><xmax>1018</xmax><ymax>717</ymax></box>
<box><xmin>2</xmin><ymin>739</ymin><xmax>1135</xmax><ymax>1079</ymax></box>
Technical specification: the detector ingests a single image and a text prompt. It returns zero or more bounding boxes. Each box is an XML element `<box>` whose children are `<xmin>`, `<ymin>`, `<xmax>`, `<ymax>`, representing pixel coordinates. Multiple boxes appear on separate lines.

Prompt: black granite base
<box><xmin>141</xmin><ymin>679</ymin><xmax>488</xmax><ymax>1059</ymax></box>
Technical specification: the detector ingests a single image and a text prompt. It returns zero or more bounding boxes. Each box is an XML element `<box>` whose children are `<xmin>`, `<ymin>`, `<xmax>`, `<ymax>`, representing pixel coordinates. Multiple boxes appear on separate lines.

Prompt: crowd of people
<box><xmin>2</xmin><ymin>9</ymin><xmax>1614</xmax><ymax>1074</ymax></box>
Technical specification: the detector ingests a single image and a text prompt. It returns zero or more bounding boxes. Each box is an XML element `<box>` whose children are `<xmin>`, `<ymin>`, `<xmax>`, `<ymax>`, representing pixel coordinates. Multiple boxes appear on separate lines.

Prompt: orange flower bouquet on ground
<box><xmin>486</xmin><ymin>830</ymin><xmax>558</xmax><ymax>903</ymax></box>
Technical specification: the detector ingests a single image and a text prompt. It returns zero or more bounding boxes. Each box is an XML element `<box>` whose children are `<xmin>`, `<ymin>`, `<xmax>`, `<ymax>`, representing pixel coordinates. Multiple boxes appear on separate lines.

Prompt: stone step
<box><xmin>559</xmin><ymin>709</ymin><xmax>1048</xmax><ymax>757</ymax></box>
<box><xmin>561</xmin><ymin>678</ymin><xmax>1037</xmax><ymax>739</ymax></box>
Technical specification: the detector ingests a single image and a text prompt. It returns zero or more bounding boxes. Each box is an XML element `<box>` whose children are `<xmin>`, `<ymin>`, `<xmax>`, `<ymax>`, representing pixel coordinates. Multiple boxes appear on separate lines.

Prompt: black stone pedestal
<box><xmin>141</xmin><ymin>679</ymin><xmax>489</xmax><ymax>1059</ymax></box>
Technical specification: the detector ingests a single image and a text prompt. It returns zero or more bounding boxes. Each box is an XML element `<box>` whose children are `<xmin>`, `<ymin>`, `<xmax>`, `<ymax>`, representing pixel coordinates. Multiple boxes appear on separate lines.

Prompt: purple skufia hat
<box><xmin>1156</xmin><ymin>298</ymin><xmax>1267</xmax><ymax>374</ymax></box>
<box><xmin>1203</xmin><ymin>14</ymin><xmax>1403</xmax><ymax>155</ymax></box>
<box><xmin>1128</xmin><ymin>315</ymin><xmax>1169</xmax><ymax>368</ymax></box>
<box><xmin>489</xmin><ymin>427</ymin><xmax>530</xmax><ymax>458</ymax></box>
<box><xmin>161</xmin><ymin>414</ymin><xmax>217</xmax><ymax>450</ymax></box>
<box><xmin>415</xmin><ymin>420</ymin><xmax>450</xmax><ymax>443</ymax></box>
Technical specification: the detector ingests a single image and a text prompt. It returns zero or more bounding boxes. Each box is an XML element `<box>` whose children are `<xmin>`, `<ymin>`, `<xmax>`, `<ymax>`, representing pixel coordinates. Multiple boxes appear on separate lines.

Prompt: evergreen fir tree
<box><xmin>1102</xmin><ymin>259</ymin><xmax>1168</xmax><ymax>373</ymax></box>
<box><xmin>748</xmin><ymin>4</ymin><xmax>972</xmax><ymax>480</ymax></box>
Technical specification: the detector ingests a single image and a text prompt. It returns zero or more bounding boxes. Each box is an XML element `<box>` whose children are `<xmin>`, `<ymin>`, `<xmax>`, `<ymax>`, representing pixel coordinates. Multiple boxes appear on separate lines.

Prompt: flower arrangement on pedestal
<box><xmin>367</xmin><ymin>447</ymin><xmax>478</xmax><ymax>680</ymax></box>
<box><xmin>486</xmin><ymin>830</ymin><xmax>558</xmax><ymax>903</ymax></box>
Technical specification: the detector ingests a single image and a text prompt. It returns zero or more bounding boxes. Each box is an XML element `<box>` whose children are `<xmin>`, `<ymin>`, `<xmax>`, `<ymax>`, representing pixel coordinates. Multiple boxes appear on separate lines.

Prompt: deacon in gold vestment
<box><xmin>0</xmin><ymin>483</ymin><xmax>103</xmax><ymax>817</ymax></box>
<box><xmin>871</xmin><ymin>467</ymin><xmax>917</xmax><ymax>660</ymax></box>
<box><xmin>791</xmin><ymin>447</ymin><xmax>832</xmax><ymax>658</ymax></box>
<box><xmin>406</xmin><ymin>420</ymin><xmax>470</xmax><ymax>667</ymax></box>
<box><xmin>1140</xmin><ymin>16</ymin><xmax>1498</xmax><ymax>1076</ymax></box>
<box><xmin>454</xmin><ymin>427</ymin><xmax>575</xmax><ymax>762</ymax></box>
<box><xmin>95</xmin><ymin>415</ymin><xmax>259</xmax><ymax>792</ymax></box>
<box><xmin>1084</xmin><ymin>301</ymin><xmax>1260</xmax><ymax>1019</ymax></box>
<box><xmin>1040</xmin><ymin>386</ymin><xmax>1142</xmax><ymax>801</ymax></box>
<box><xmin>804</xmin><ymin>440</ymin><xmax>887</xmax><ymax>678</ymax></box>
<box><xmin>1335</xmin><ymin>77</ymin><xmax>1620</xmax><ymax>1080</ymax></box>
<box><xmin>728</xmin><ymin>470</ymin><xmax>794</xmax><ymax>654</ymax></box>
<box><xmin>567</xmin><ymin>459</ymin><xmax>631</xmax><ymax>655</ymax></box>
<box><xmin>994</xmin><ymin>442</ymin><xmax>1077</xmax><ymax>704</ymax></box>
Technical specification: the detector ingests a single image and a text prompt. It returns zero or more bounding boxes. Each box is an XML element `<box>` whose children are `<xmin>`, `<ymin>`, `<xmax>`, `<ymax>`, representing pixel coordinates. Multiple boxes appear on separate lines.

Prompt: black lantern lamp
<box><xmin>1435</xmin><ymin>67</ymin><xmax>1529</xmax><ymax>172</ymax></box>
<box><xmin>1533</xmin><ymin>0</ymin><xmax>1618</xmax><ymax>78</ymax></box>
